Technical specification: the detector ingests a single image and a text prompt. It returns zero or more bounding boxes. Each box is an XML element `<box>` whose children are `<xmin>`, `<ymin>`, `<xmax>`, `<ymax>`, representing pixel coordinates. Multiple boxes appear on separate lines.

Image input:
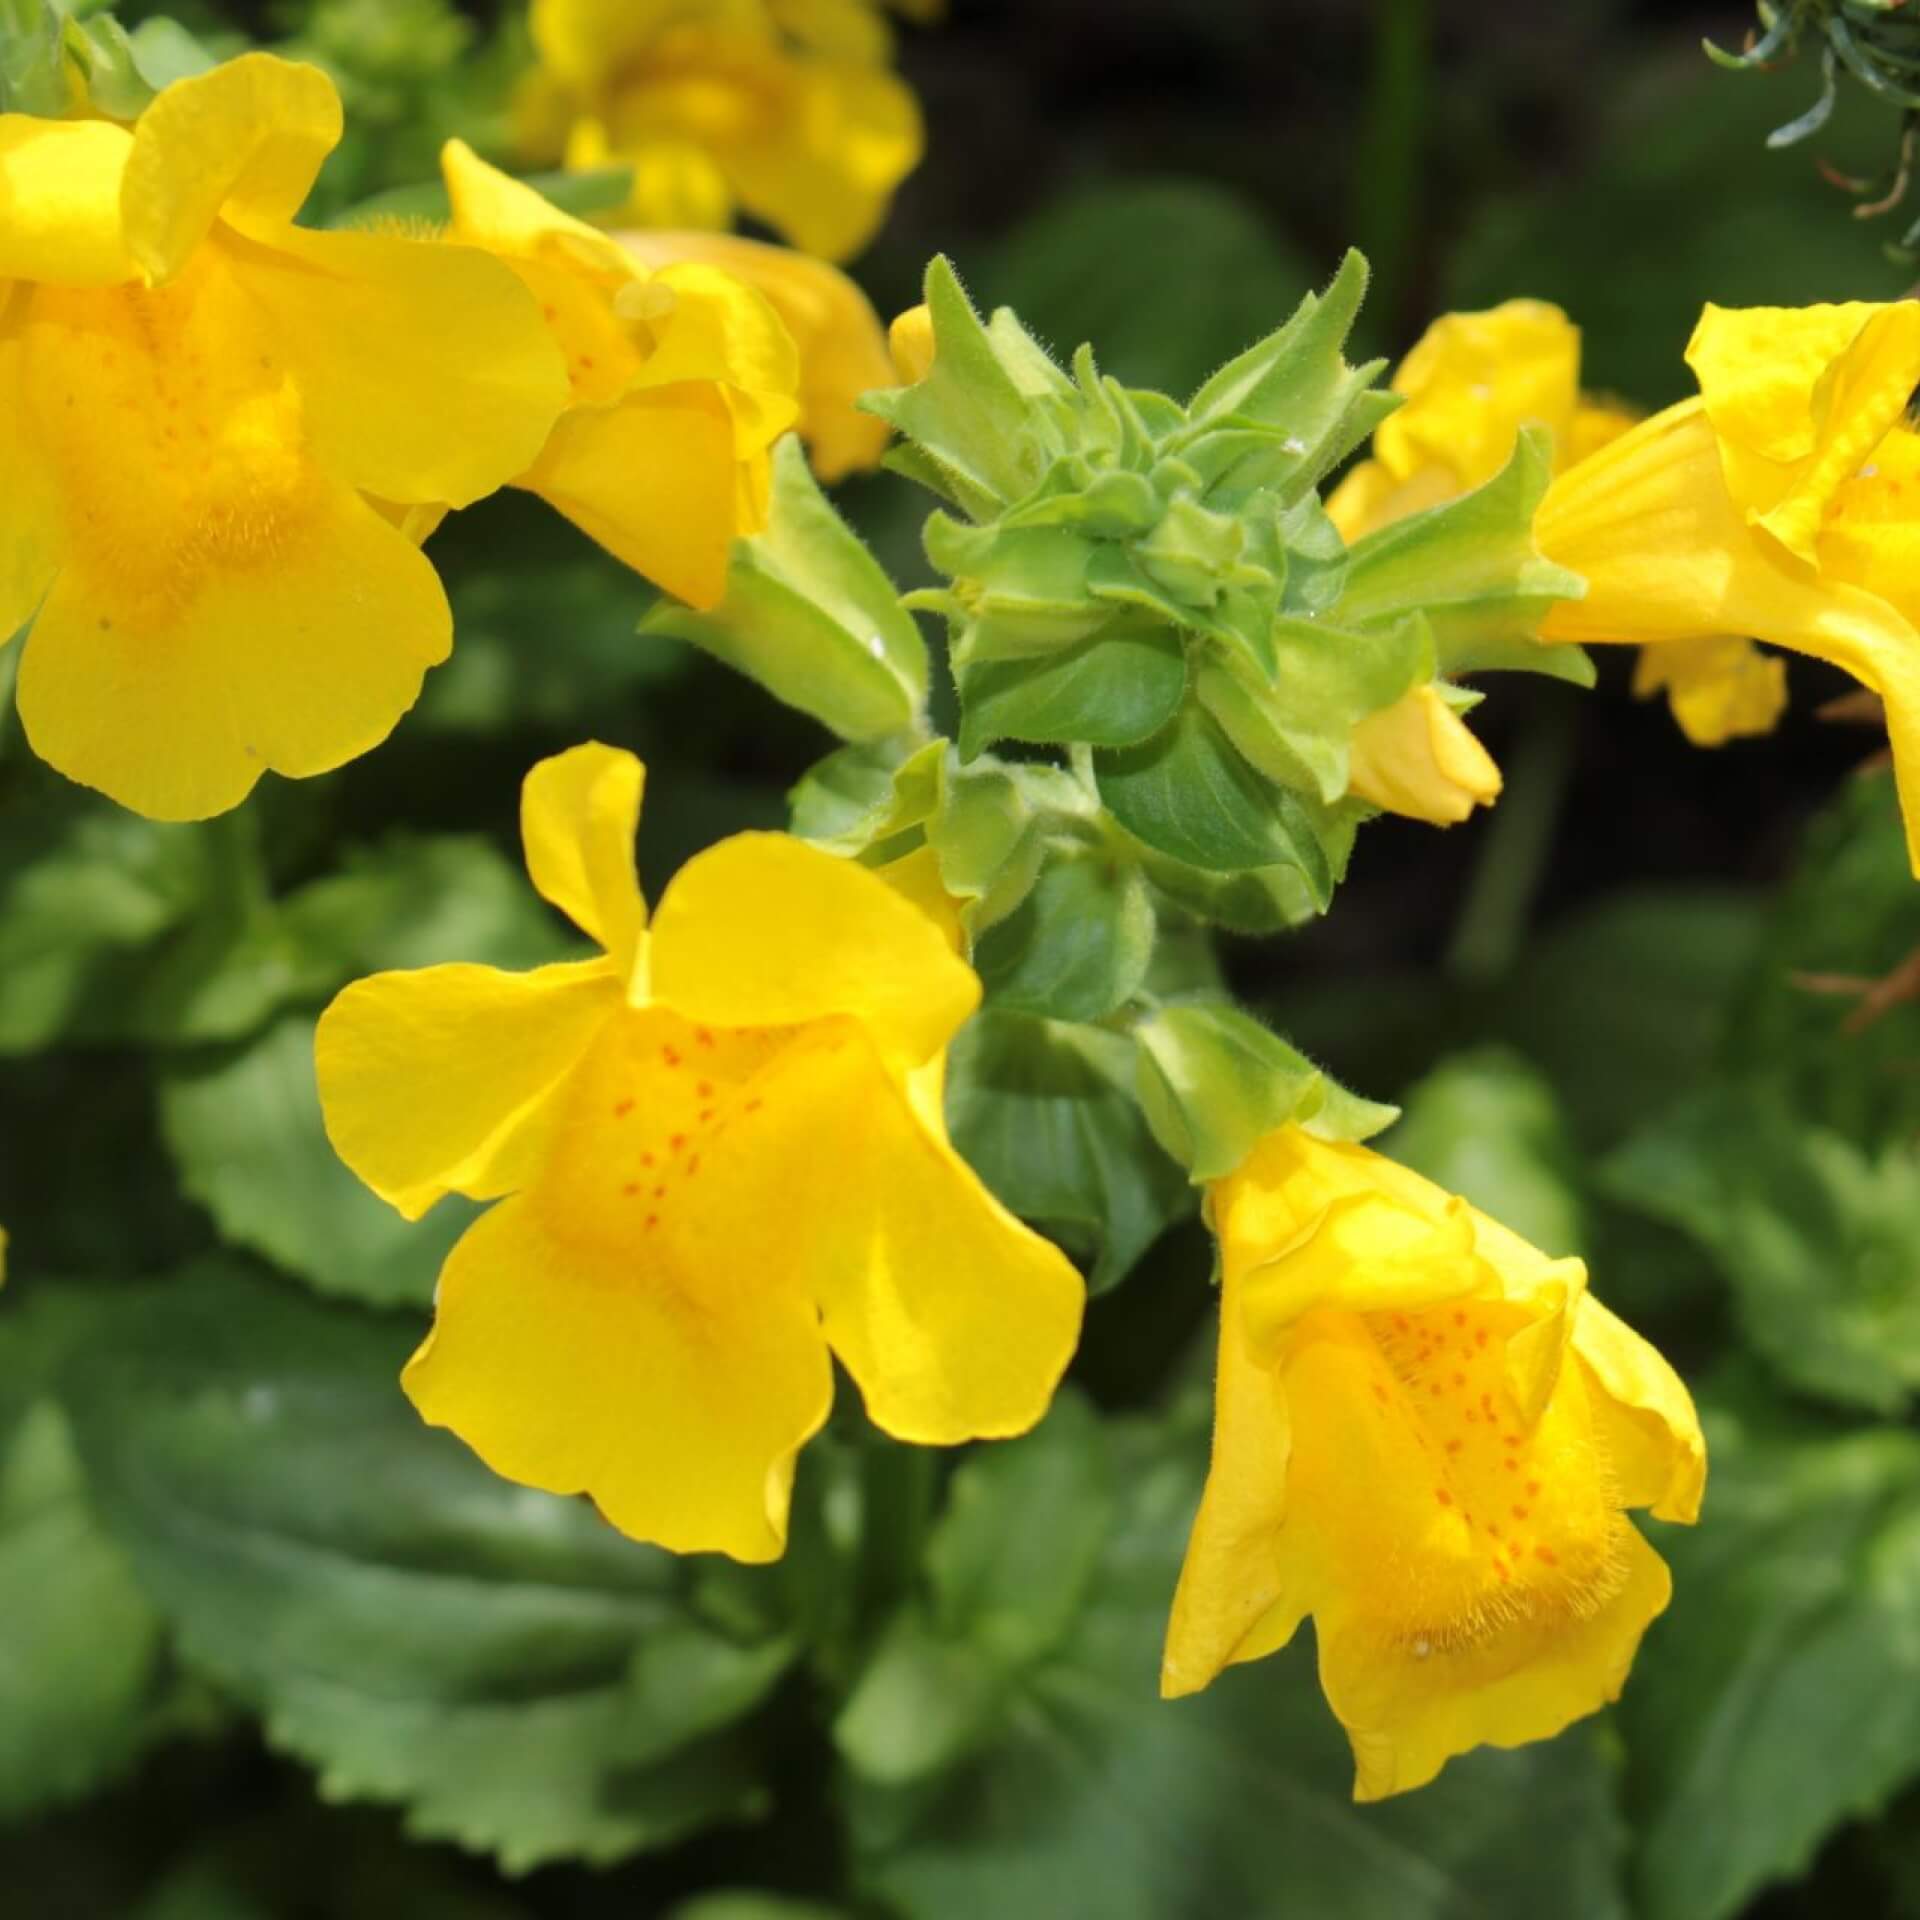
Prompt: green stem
<box><xmin>1443</xmin><ymin>692</ymin><xmax>1576</xmax><ymax>984</ymax></box>
<box><xmin>1351</xmin><ymin>0</ymin><xmax>1433</xmax><ymax>333</ymax></box>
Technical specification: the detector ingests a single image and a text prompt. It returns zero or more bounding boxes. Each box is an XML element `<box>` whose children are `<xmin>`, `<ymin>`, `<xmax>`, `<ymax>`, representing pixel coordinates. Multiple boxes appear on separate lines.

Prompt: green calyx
<box><xmin>865</xmin><ymin>252</ymin><xmax>1582</xmax><ymax>897</ymax></box>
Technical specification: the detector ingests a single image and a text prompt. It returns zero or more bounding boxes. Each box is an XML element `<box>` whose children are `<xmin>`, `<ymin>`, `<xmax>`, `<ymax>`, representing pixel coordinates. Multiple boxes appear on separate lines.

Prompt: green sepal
<box><xmin>925</xmin><ymin>516</ymin><xmax>1110</xmax><ymax>662</ymax></box>
<box><xmin>643</xmin><ymin>435</ymin><xmax>928</xmax><ymax>742</ymax></box>
<box><xmin>861</xmin><ymin>257</ymin><xmax>1067</xmax><ymax>515</ymax></box>
<box><xmin>1139</xmin><ymin>848</ymin><xmax>1327</xmax><ymax>936</ymax></box>
<box><xmin>1133</xmin><ymin>1000</ymin><xmax>1398</xmax><ymax>1183</ymax></box>
<box><xmin>1095</xmin><ymin>700</ymin><xmax>1333</xmax><ymax>893</ymax></box>
<box><xmin>1334</xmin><ymin>426</ymin><xmax>1589</xmax><ymax>676</ymax></box>
<box><xmin>957</xmin><ymin>625</ymin><xmax>1187</xmax><ymax>760</ymax></box>
<box><xmin>972</xmin><ymin>844</ymin><xmax>1157</xmax><ymax>1024</ymax></box>
<box><xmin>787</xmin><ymin>734</ymin><xmax>946</xmax><ymax>853</ymax></box>
<box><xmin>1184</xmin><ymin>250</ymin><xmax>1395</xmax><ymax>500</ymax></box>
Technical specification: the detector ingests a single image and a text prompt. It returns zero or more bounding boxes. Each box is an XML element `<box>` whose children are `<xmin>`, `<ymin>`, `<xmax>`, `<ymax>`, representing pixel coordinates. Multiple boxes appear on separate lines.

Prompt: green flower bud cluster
<box><xmin>862</xmin><ymin>253</ymin><xmax>1581</xmax><ymax>912</ymax></box>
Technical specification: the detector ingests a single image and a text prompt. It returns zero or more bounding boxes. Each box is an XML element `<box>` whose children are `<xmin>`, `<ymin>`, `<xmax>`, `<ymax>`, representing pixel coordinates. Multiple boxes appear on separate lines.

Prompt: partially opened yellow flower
<box><xmin>440</xmin><ymin>140</ymin><xmax>800</xmax><ymax>608</ymax></box>
<box><xmin>520</xmin><ymin>0</ymin><xmax>924</xmax><ymax>263</ymax></box>
<box><xmin>316</xmin><ymin>743</ymin><xmax>1083</xmax><ymax>1562</ymax></box>
<box><xmin>617</xmin><ymin>227</ymin><xmax>891</xmax><ymax>480</ymax></box>
<box><xmin>1539</xmin><ymin>301</ymin><xmax>1920</xmax><ymax>864</ymax></box>
<box><xmin>0</xmin><ymin>54</ymin><xmax>569</xmax><ymax>819</ymax></box>
<box><xmin>1163</xmin><ymin>1126</ymin><xmax>1702</xmax><ymax>1801</ymax></box>
<box><xmin>1330</xmin><ymin>298</ymin><xmax>1785</xmax><ymax>753</ymax></box>
<box><xmin>1346</xmin><ymin>685</ymin><xmax>1502</xmax><ymax>826</ymax></box>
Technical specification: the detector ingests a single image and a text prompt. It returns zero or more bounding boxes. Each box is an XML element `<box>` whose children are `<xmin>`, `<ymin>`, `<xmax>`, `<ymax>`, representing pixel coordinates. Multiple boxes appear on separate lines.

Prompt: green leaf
<box><xmin>1386</xmin><ymin>1047</ymin><xmax>1589</xmax><ymax>1258</ymax></box>
<box><xmin>1605</xmin><ymin>1083</ymin><xmax>1920</xmax><ymax>1414</ymax></box>
<box><xmin>0</xmin><ymin>1290</ymin><xmax>182</xmax><ymax>1819</ymax></box>
<box><xmin>645</xmin><ymin>435</ymin><xmax>929</xmax><ymax>743</ymax></box>
<box><xmin>849</xmin><ymin>1409</ymin><xmax>1629</xmax><ymax>1920</ymax></box>
<box><xmin>985</xmin><ymin>178</ymin><xmax>1317</xmax><ymax>400</ymax></box>
<box><xmin>1096</xmin><ymin>700</ymin><xmax>1332</xmax><ymax>886</ymax></box>
<box><xmin>1623</xmin><ymin>1373</ymin><xmax>1920</xmax><ymax>1920</ymax></box>
<box><xmin>1133</xmin><ymin>1001</ymin><xmax>1396</xmax><ymax>1182</ymax></box>
<box><xmin>160</xmin><ymin>1011</ymin><xmax>478</xmax><ymax>1311</ymax></box>
<box><xmin>1138</xmin><ymin>847</ymin><xmax>1325</xmax><ymax>936</ymax></box>
<box><xmin>947</xmin><ymin>1012</ymin><xmax>1191</xmax><ymax>1292</ymax></box>
<box><xmin>973</xmin><ymin>847</ymin><xmax>1156</xmax><ymax>1024</ymax></box>
<box><xmin>666</xmin><ymin>1897</ymin><xmax>853</xmax><ymax>1920</ymax></box>
<box><xmin>1334</xmin><ymin>428</ymin><xmax>1590</xmax><ymax>674</ymax></box>
<box><xmin>787</xmin><ymin>734</ymin><xmax>944</xmax><ymax>852</ymax></box>
<box><xmin>835</xmin><ymin>1395</ymin><xmax>1113</xmax><ymax>1785</ymax></box>
<box><xmin>61</xmin><ymin>1264</ymin><xmax>791</xmax><ymax>1873</ymax></box>
<box><xmin>957</xmin><ymin>625</ymin><xmax>1187</xmax><ymax>759</ymax></box>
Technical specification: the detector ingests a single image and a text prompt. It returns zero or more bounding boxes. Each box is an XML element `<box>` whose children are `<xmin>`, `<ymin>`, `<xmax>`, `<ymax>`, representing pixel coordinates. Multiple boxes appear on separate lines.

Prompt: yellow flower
<box><xmin>615</xmin><ymin>226</ymin><xmax>891</xmax><ymax>480</ymax></box>
<box><xmin>0</xmin><ymin>54</ymin><xmax>569</xmax><ymax>820</ymax></box>
<box><xmin>1538</xmin><ymin>301</ymin><xmax>1920</xmax><ymax>864</ymax></box>
<box><xmin>521</xmin><ymin>0</ymin><xmax>924</xmax><ymax>263</ymax></box>
<box><xmin>315</xmin><ymin>743</ymin><xmax>1083</xmax><ymax>1562</ymax></box>
<box><xmin>1346</xmin><ymin>685</ymin><xmax>1502</xmax><ymax>826</ymax></box>
<box><xmin>887</xmin><ymin>299</ymin><xmax>934</xmax><ymax>383</ymax></box>
<box><xmin>1330</xmin><ymin>298</ymin><xmax>1784</xmax><ymax>754</ymax></box>
<box><xmin>440</xmin><ymin>140</ymin><xmax>800</xmax><ymax>609</ymax></box>
<box><xmin>1163</xmin><ymin>1126</ymin><xmax>1703</xmax><ymax>1800</ymax></box>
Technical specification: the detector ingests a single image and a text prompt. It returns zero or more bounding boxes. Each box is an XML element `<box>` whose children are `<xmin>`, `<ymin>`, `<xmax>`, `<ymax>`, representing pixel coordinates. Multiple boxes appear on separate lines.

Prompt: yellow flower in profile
<box><xmin>520</xmin><ymin>0</ymin><xmax>924</xmax><ymax>263</ymax></box>
<box><xmin>0</xmin><ymin>54</ymin><xmax>569</xmax><ymax>820</ymax></box>
<box><xmin>1163</xmin><ymin>1126</ymin><xmax>1703</xmax><ymax>1801</ymax></box>
<box><xmin>1538</xmin><ymin>301</ymin><xmax>1920</xmax><ymax>865</ymax></box>
<box><xmin>440</xmin><ymin>141</ymin><xmax>800</xmax><ymax>609</ymax></box>
<box><xmin>1346</xmin><ymin>685</ymin><xmax>1502</xmax><ymax>826</ymax></box>
<box><xmin>1330</xmin><ymin>298</ymin><xmax>1786</xmax><ymax>753</ymax></box>
<box><xmin>315</xmin><ymin>743</ymin><xmax>1083</xmax><ymax>1562</ymax></box>
<box><xmin>616</xmin><ymin>227</ymin><xmax>891</xmax><ymax>480</ymax></box>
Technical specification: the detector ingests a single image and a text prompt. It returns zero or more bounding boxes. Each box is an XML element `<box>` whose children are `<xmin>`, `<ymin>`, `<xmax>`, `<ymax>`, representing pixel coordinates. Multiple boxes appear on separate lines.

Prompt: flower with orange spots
<box><xmin>315</xmin><ymin>743</ymin><xmax>1084</xmax><ymax>1562</ymax></box>
<box><xmin>1538</xmin><ymin>299</ymin><xmax>1920</xmax><ymax>867</ymax></box>
<box><xmin>0</xmin><ymin>53</ymin><xmax>569</xmax><ymax>820</ymax></box>
<box><xmin>1328</xmin><ymin>298</ymin><xmax>1787</xmax><ymax>754</ymax></box>
<box><xmin>518</xmin><ymin>0</ymin><xmax>925</xmax><ymax>263</ymax></box>
<box><xmin>1163</xmin><ymin>1125</ymin><xmax>1703</xmax><ymax>1800</ymax></box>
<box><xmin>439</xmin><ymin>140</ymin><xmax>801</xmax><ymax>610</ymax></box>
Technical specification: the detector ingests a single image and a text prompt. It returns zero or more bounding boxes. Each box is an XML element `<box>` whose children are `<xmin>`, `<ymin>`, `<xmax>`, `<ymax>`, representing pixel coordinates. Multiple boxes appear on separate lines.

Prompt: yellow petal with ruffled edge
<box><xmin>1347</xmin><ymin>686</ymin><xmax>1502</xmax><ymax>824</ymax></box>
<box><xmin>1165</xmin><ymin>1125</ymin><xmax>1700</xmax><ymax>1797</ymax></box>
<box><xmin>520</xmin><ymin>742</ymin><xmax>647</xmax><ymax>974</ymax></box>
<box><xmin>1373</xmin><ymin>298</ymin><xmax>1580</xmax><ymax>496</ymax></box>
<box><xmin>714</xmin><ymin>1021</ymin><xmax>1085</xmax><ymax>1443</ymax></box>
<box><xmin>120</xmin><ymin>53</ymin><xmax>342</xmax><ymax>285</ymax></box>
<box><xmin>1570</xmin><ymin>1293</ymin><xmax>1706</xmax><ymax>1522</ymax></box>
<box><xmin>223</xmin><ymin>223</ymin><xmax>566</xmax><ymax>509</ymax></box>
<box><xmin>1630</xmin><ymin>635</ymin><xmax>1787</xmax><ymax>747</ymax></box>
<box><xmin>440</xmin><ymin>136</ymin><xmax>634</xmax><ymax>280</ymax></box>
<box><xmin>0</xmin><ymin>117</ymin><xmax>135</xmax><ymax>286</ymax></box>
<box><xmin>521</xmin><ymin>386</ymin><xmax>746</xmax><ymax>607</ymax></box>
<box><xmin>315</xmin><ymin>958</ymin><xmax>623</xmax><ymax>1220</ymax></box>
<box><xmin>628</xmin><ymin>261</ymin><xmax>800</xmax><ymax>453</ymax></box>
<box><xmin>15</xmin><ymin>482</ymin><xmax>452</xmax><ymax>819</ymax></box>
<box><xmin>1538</xmin><ymin>400</ymin><xmax>1920</xmax><ymax>873</ymax></box>
<box><xmin>620</xmin><ymin>229</ymin><xmax>890</xmax><ymax>479</ymax></box>
<box><xmin>649</xmin><ymin>830</ymin><xmax>978</xmax><ymax>1066</ymax></box>
<box><xmin>403</xmin><ymin>1189</ymin><xmax>834</xmax><ymax>1561</ymax></box>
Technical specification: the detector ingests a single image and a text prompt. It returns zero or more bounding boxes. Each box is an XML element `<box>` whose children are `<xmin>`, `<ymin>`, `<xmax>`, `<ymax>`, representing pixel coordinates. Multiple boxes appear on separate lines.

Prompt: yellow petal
<box><xmin>316</xmin><ymin>958</ymin><xmax>623</xmax><ymax>1221</ymax></box>
<box><xmin>1374</xmin><ymin>299</ymin><xmax>1580</xmax><ymax>494</ymax></box>
<box><xmin>649</xmin><ymin>831</ymin><xmax>979</xmax><ymax>1066</ymax></box>
<box><xmin>1630</xmin><ymin>634</ymin><xmax>1787</xmax><ymax>747</ymax></box>
<box><xmin>519</xmin><ymin>742</ymin><xmax>648</xmax><ymax>973</ymax></box>
<box><xmin>221</xmin><ymin>222</ymin><xmax>569</xmax><ymax>509</ymax></box>
<box><xmin>529</xmin><ymin>0</ymin><xmax>705</xmax><ymax>91</ymax></box>
<box><xmin>121</xmin><ymin>52</ymin><xmax>342</xmax><ymax>284</ymax></box>
<box><xmin>404</xmin><ymin>1190</ymin><xmax>834</xmax><ymax>1561</ymax></box>
<box><xmin>1320</xmin><ymin>1519</ymin><xmax>1672</xmax><ymax>1801</ymax></box>
<box><xmin>1539</xmin><ymin>400</ymin><xmax>1920</xmax><ymax>872</ymax></box>
<box><xmin>521</xmin><ymin>385</ymin><xmax>747</xmax><ymax>607</ymax></box>
<box><xmin>629</xmin><ymin>261</ymin><xmax>801</xmax><ymax>452</ymax></box>
<box><xmin>1346</xmin><ymin>685</ymin><xmax>1503</xmax><ymax>824</ymax></box>
<box><xmin>1687</xmin><ymin>302</ymin><xmax>1920</xmax><ymax>559</ymax></box>
<box><xmin>1568</xmin><ymin>395</ymin><xmax>1641</xmax><ymax>464</ymax></box>
<box><xmin>1820</xmin><ymin>418</ymin><xmax>1920</xmax><ymax>631</ymax></box>
<box><xmin>620</xmin><ymin>229</ymin><xmax>888</xmax><ymax>479</ymax></box>
<box><xmin>441</xmin><ymin>136</ymin><xmax>636</xmax><ymax>280</ymax></box>
<box><xmin>1570</xmin><ymin>1293</ymin><xmax>1706</xmax><ymax>1523</ymax></box>
<box><xmin>15</xmin><ymin>481</ymin><xmax>451</xmax><ymax>819</ymax></box>
<box><xmin>888</xmin><ymin>300</ymin><xmax>934</xmax><ymax>385</ymax></box>
<box><xmin>0</xmin><ymin>116</ymin><xmax>135</xmax><ymax>286</ymax></box>
<box><xmin>727</xmin><ymin>1024</ymin><xmax>1084</xmax><ymax>1443</ymax></box>
<box><xmin>871</xmin><ymin>842</ymin><xmax>965</xmax><ymax>955</ymax></box>
<box><xmin>0</xmin><ymin>310</ymin><xmax>58</xmax><ymax>640</ymax></box>
<box><xmin>1161</xmin><ymin>1267</ymin><xmax>1306</xmax><ymax>1699</ymax></box>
